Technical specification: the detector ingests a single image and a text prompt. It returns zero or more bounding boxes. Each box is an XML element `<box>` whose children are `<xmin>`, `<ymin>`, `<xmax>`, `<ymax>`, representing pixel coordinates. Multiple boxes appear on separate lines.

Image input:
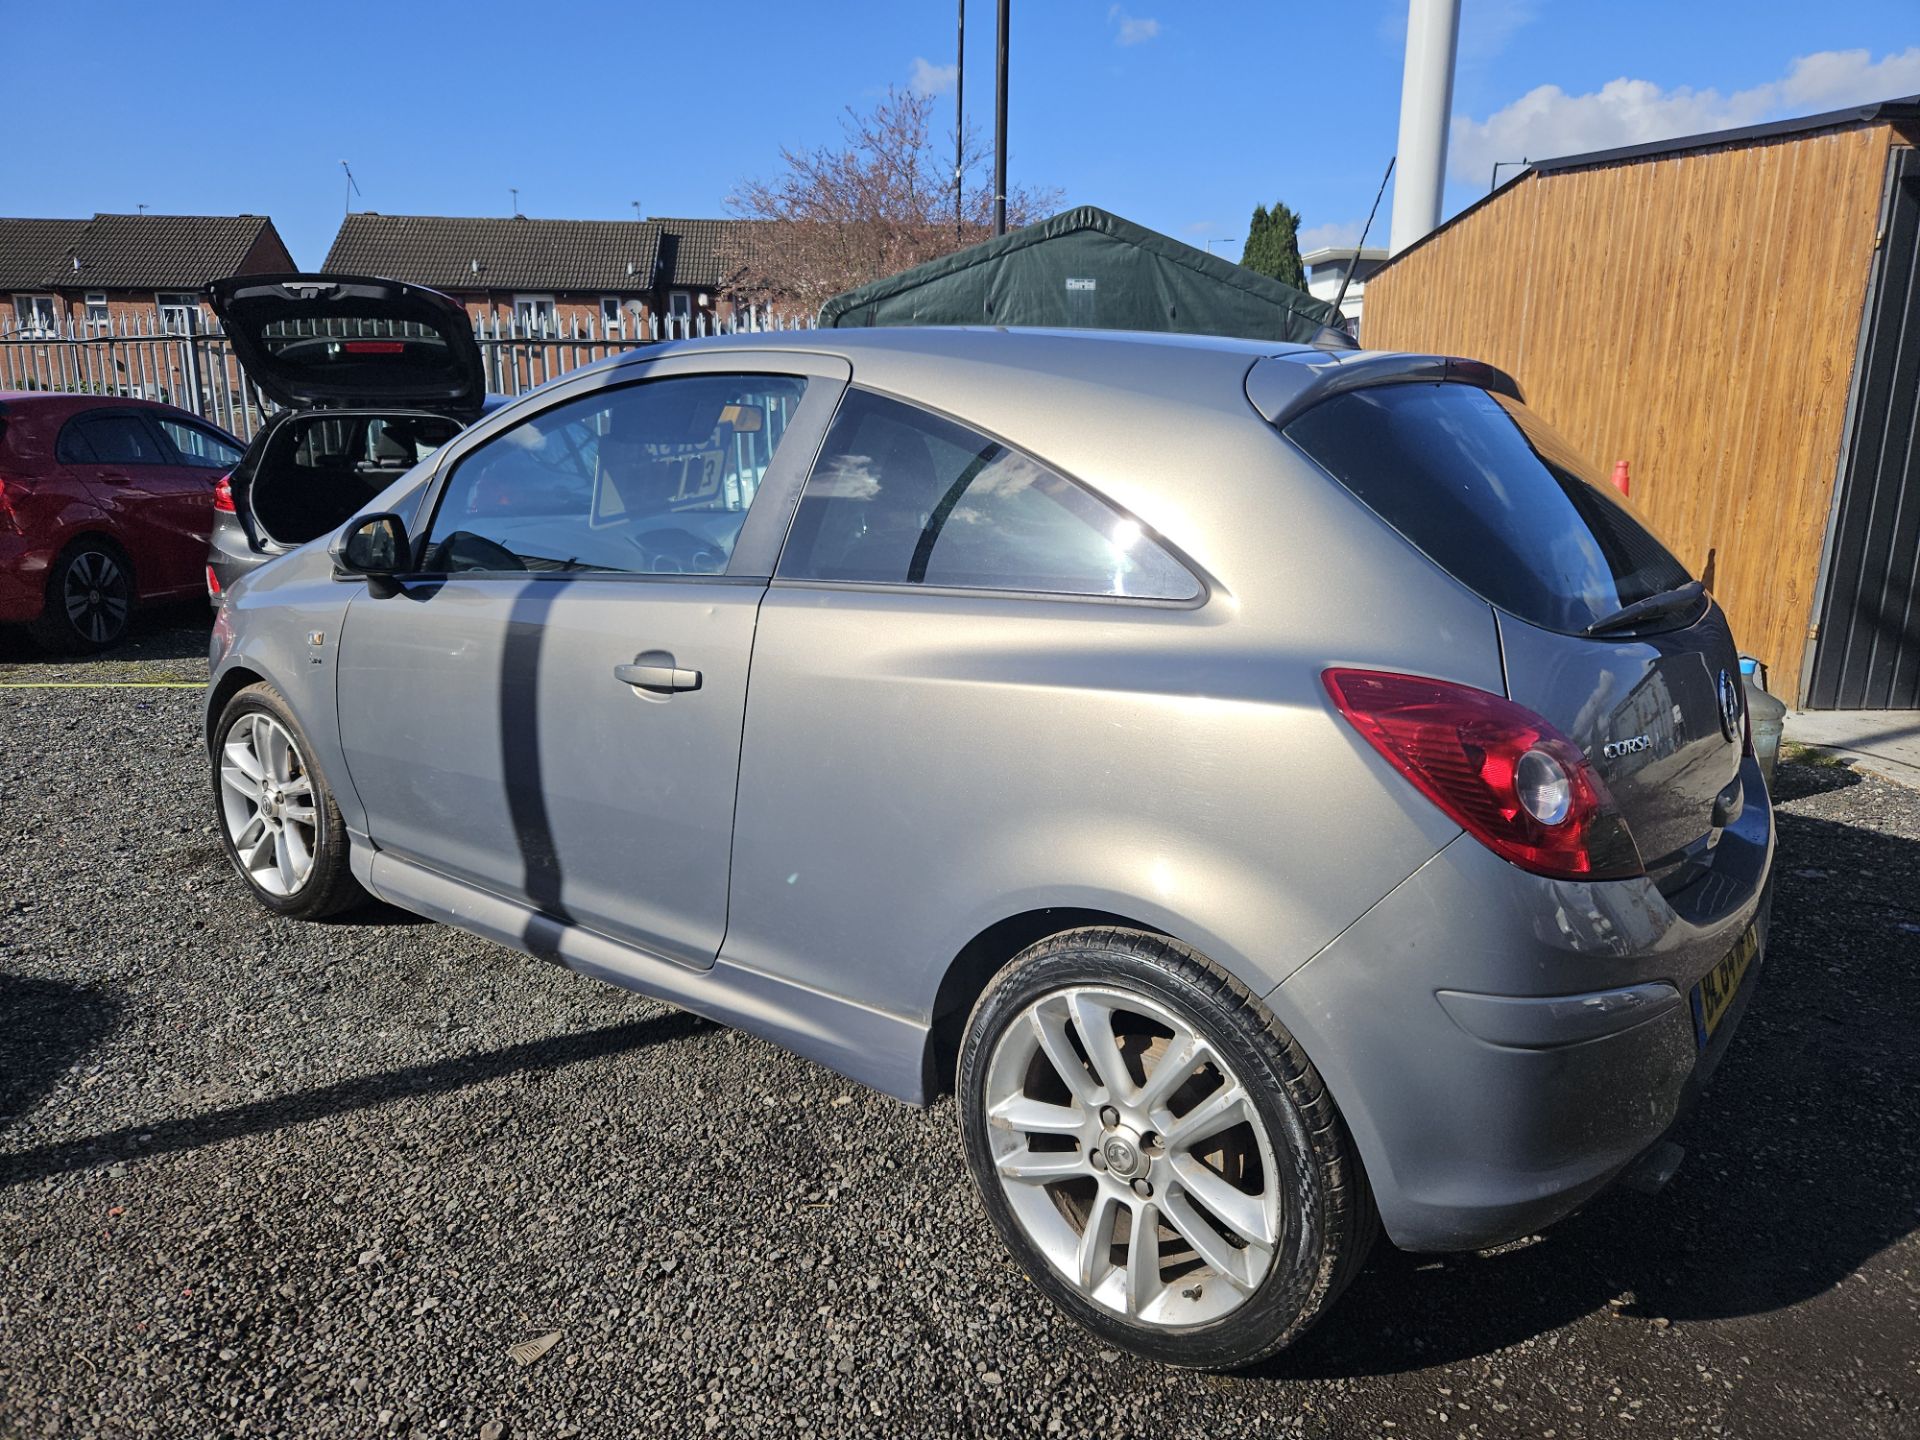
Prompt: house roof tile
<box><xmin>323</xmin><ymin>213</ymin><xmax>665</xmax><ymax>293</ymax></box>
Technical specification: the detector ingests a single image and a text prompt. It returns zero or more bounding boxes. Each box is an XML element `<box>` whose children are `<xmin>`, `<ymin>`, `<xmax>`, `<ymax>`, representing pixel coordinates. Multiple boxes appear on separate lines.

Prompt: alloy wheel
<box><xmin>218</xmin><ymin>713</ymin><xmax>319</xmax><ymax>896</ymax></box>
<box><xmin>982</xmin><ymin>984</ymin><xmax>1282</xmax><ymax>1327</ymax></box>
<box><xmin>62</xmin><ymin>549</ymin><xmax>130</xmax><ymax>645</ymax></box>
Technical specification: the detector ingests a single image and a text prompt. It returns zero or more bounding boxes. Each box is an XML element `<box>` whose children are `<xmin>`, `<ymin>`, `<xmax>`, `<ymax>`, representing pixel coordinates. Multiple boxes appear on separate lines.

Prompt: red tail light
<box><xmin>344</xmin><ymin>340</ymin><xmax>405</xmax><ymax>355</ymax></box>
<box><xmin>212</xmin><ymin>473</ymin><xmax>236</xmax><ymax>513</ymax></box>
<box><xmin>1325</xmin><ymin>668</ymin><xmax>1644</xmax><ymax>880</ymax></box>
<box><xmin>206</xmin><ymin>564</ymin><xmax>222</xmax><ymax>598</ymax></box>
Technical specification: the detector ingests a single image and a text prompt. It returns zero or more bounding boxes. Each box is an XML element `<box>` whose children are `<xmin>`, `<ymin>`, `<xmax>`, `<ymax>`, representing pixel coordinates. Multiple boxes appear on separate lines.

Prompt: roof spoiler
<box><xmin>1247</xmin><ymin>350</ymin><xmax>1521</xmax><ymax>428</ymax></box>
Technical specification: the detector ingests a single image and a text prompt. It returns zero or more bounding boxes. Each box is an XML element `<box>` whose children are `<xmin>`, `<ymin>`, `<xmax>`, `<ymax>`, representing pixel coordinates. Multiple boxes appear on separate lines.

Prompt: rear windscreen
<box><xmin>257</xmin><ymin>317</ymin><xmax>463</xmax><ymax>392</ymax></box>
<box><xmin>1283</xmin><ymin>383</ymin><xmax>1692</xmax><ymax>633</ymax></box>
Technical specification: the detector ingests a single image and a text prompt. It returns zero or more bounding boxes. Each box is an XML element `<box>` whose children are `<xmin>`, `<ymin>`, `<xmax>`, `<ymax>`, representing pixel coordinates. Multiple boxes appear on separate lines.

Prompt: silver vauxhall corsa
<box><xmin>206</xmin><ymin>326</ymin><xmax>1773</xmax><ymax>1369</ymax></box>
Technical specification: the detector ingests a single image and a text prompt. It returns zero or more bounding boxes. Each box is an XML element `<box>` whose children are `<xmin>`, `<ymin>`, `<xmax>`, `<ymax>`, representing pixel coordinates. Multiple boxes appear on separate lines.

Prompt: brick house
<box><xmin>0</xmin><ymin>213</ymin><xmax>295</xmax><ymax>336</ymax></box>
<box><xmin>320</xmin><ymin>213</ymin><xmax>783</xmax><ymax>332</ymax></box>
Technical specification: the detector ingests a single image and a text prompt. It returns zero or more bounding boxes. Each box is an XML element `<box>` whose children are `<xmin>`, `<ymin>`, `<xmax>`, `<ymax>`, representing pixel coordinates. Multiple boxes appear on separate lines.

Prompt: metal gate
<box><xmin>1807</xmin><ymin>145</ymin><xmax>1920</xmax><ymax>710</ymax></box>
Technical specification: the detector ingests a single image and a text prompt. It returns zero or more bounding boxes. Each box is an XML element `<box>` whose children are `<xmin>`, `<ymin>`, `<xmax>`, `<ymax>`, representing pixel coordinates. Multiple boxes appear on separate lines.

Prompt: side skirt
<box><xmin>361</xmin><ymin>848</ymin><xmax>932</xmax><ymax>1104</ymax></box>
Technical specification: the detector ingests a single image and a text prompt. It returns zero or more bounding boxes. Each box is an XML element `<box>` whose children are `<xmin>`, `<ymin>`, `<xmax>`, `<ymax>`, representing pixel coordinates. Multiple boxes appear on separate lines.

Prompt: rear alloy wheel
<box><xmin>30</xmin><ymin>541</ymin><xmax>132</xmax><ymax>652</ymax></box>
<box><xmin>214</xmin><ymin>683</ymin><xmax>365</xmax><ymax>919</ymax></box>
<box><xmin>958</xmin><ymin>929</ymin><xmax>1374</xmax><ymax>1369</ymax></box>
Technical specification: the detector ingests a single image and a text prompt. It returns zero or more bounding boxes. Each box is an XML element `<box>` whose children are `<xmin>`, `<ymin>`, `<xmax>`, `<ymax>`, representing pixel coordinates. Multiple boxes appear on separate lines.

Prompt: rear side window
<box><xmin>778</xmin><ymin>390</ymin><xmax>1198</xmax><ymax>600</ymax></box>
<box><xmin>1283</xmin><ymin>384</ymin><xmax>1691</xmax><ymax>633</ymax></box>
<box><xmin>155</xmin><ymin>416</ymin><xmax>243</xmax><ymax>469</ymax></box>
<box><xmin>58</xmin><ymin>413</ymin><xmax>169</xmax><ymax>465</ymax></box>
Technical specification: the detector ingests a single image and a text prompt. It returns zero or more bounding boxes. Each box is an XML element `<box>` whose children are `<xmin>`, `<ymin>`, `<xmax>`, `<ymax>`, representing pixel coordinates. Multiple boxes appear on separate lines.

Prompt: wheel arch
<box><xmin>921</xmin><ymin>906</ymin><xmax>1169</xmax><ymax>1099</ymax></box>
<box><xmin>51</xmin><ymin>528</ymin><xmax>136</xmax><ymax>590</ymax></box>
<box><xmin>206</xmin><ymin>664</ymin><xmax>269</xmax><ymax>750</ymax></box>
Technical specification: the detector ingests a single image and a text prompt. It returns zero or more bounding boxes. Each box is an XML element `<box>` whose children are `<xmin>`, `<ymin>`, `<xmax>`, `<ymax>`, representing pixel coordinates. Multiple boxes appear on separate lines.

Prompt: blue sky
<box><xmin>7</xmin><ymin>1</ymin><xmax>1918</xmax><ymax>268</ymax></box>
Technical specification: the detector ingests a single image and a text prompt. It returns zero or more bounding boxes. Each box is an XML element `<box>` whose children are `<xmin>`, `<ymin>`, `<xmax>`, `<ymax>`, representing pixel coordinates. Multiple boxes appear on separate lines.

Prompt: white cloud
<box><xmin>1183</xmin><ymin>219</ymin><xmax>1216</xmax><ymax>236</ymax></box>
<box><xmin>908</xmin><ymin>56</ymin><xmax>958</xmax><ymax>96</ymax></box>
<box><xmin>1449</xmin><ymin>46</ymin><xmax>1920</xmax><ymax>184</ymax></box>
<box><xmin>1109</xmin><ymin>6</ymin><xmax>1160</xmax><ymax>46</ymax></box>
<box><xmin>1298</xmin><ymin>219</ymin><xmax>1367</xmax><ymax>253</ymax></box>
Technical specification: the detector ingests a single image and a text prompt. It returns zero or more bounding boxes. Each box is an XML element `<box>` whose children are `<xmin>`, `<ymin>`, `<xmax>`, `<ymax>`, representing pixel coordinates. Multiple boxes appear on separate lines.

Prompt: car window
<box><xmin>1282</xmin><ymin>383</ymin><xmax>1693</xmax><ymax>634</ymax></box>
<box><xmin>422</xmin><ymin>374</ymin><xmax>809</xmax><ymax>576</ymax></box>
<box><xmin>155</xmin><ymin>416</ymin><xmax>243</xmax><ymax>469</ymax></box>
<box><xmin>61</xmin><ymin>413</ymin><xmax>169</xmax><ymax>466</ymax></box>
<box><xmin>776</xmin><ymin>390</ymin><xmax>1199</xmax><ymax>600</ymax></box>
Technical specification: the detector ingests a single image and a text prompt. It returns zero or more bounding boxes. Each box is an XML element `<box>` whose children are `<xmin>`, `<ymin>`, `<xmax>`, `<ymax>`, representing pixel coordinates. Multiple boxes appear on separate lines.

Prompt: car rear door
<box><xmin>57</xmin><ymin>408</ymin><xmax>209</xmax><ymax>597</ymax></box>
<box><xmin>208</xmin><ymin>273</ymin><xmax>486</xmax><ymax>415</ymax></box>
<box><xmin>1281</xmin><ymin>380</ymin><xmax>1759</xmax><ymax>894</ymax></box>
<box><xmin>332</xmin><ymin>350</ymin><xmax>848</xmax><ymax>970</ymax></box>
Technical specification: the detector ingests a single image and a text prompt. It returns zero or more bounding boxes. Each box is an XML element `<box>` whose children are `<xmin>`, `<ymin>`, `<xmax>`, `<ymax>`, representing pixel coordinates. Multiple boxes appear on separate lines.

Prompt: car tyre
<box><xmin>212</xmin><ymin>682</ymin><xmax>366</xmax><ymax>919</ymax></box>
<box><xmin>957</xmin><ymin>927</ymin><xmax>1375</xmax><ymax>1370</ymax></box>
<box><xmin>29</xmin><ymin>538</ymin><xmax>134</xmax><ymax>652</ymax></box>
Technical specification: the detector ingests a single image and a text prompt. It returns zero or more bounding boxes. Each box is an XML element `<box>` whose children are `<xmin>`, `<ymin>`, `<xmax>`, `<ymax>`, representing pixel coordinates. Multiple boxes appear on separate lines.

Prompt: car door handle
<box><xmin>614</xmin><ymin>662</ymin><xmax>701</xmax><ymax>692</ymax></box>
<box><xmin>97</xmin><ymin>471</ymin><xmax>131</xmax><ymax>485</ymax></box>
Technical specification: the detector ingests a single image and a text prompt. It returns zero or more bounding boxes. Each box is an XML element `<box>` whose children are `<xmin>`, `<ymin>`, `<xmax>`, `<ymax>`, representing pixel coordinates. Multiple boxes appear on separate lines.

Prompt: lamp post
<box><xmin>1388</xmin><ymin>0</ymin><xmax>1461</xmax><ymax>254</ymax></box>
<box><xmin>993</xmin><ymin>0</ymin><xmax>1009</xmax><ymax>236</ymax></box>
<box><xmin>1206</xmin><ymin>238</ymin><xmax>1239</xmax><ymax>257</ymax></box>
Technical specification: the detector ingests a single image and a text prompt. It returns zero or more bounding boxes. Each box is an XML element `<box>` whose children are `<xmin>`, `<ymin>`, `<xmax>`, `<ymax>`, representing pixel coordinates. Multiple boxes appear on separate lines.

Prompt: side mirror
<box><xmin>331</xmin><ymin>512</ymin><xmax>410</xmax><ymax>597</ymax></box>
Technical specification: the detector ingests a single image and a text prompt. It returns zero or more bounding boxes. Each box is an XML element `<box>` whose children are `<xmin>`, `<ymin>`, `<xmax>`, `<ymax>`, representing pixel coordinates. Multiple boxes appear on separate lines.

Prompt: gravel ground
<box><xmin>2</xmin><ymin>623</ymin><xmax>1918</xmax><ymax>1439</ymax></box>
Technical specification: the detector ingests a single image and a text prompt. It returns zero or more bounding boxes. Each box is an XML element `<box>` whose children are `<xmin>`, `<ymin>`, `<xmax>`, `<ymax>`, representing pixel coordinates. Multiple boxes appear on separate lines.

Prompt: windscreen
<box><xmin>1283</xmin><ymin>383</ymin><xmax>1692</xmax><ymax>634</ymax></box>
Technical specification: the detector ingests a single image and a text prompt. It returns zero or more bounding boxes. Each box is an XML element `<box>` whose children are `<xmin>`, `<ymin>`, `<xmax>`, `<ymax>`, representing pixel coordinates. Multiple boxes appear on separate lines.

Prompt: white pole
<box><xmin>1388</xmin><ymin>0</ymin><xmax>1461</xmax><ymax>255</ymax></box>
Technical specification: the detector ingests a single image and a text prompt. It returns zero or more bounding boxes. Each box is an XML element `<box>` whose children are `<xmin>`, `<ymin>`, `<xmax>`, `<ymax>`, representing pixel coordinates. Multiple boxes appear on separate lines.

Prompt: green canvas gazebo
<box><xmin>818</xmin><ymin>206</ymin><xmax>1339</xmax><ymax>342</ymax></box>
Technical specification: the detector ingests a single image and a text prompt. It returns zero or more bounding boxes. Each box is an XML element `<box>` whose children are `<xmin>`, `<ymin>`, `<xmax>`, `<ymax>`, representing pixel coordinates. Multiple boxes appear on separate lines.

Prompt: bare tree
<box><xmin>724</xmin><ymin>86</ymin><xmax>1061</xmax><ymax>313</ymax></box>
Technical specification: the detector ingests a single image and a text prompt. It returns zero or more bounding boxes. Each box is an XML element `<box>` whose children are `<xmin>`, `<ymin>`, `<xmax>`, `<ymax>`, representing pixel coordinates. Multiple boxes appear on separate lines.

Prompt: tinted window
<box><xmin>778</xmin><ymin>390</ymin><xmax>1198</xmax><ymax>600</ymax></box>
<box><xmin>64</xmin><ymin>413</ymin><xmax>168</xmax><ymax>465</ymax></box>
<box><xmin>423</xmin><ymin>374</ymin><xmax>808</xmax><ymax>576</ymax></box>
<box><xmin>1283</xmin><ymin>384</ymin><xmax>1692</xmax><ymax>633</ymax></box>
<box><xmin>257</xmin><ymin>317</ymin><xmax>463</xmax><ymax>393</ymax></box>
<box><xmin>155</xmin><ymin>416</ymin><xmax>242</xmax><ymax>469</ymax></box>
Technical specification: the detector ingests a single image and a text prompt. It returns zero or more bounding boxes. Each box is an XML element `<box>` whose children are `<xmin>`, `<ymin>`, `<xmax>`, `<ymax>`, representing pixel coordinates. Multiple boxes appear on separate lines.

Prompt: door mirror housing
<box><xmin>331</xmin><ymin>512</ymin><xmax>410</xmax><ymax>596</ymax></box>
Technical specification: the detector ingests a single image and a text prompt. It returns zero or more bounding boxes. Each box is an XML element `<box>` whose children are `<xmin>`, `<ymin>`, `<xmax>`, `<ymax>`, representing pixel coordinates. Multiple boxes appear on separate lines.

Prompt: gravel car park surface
<box><xmin>2</xmin><ymin>622</ymin><xmax>1918</xmax><ymax>1439</ymax></box>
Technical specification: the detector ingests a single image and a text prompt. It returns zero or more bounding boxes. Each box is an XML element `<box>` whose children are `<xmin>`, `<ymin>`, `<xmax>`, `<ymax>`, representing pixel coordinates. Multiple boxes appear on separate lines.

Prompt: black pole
<box><xmin>955</xmin><ymin>0</ymin><xmax>965</xmax><ymax>241</ymax></box>
<box><xmin>993</xmin><ymin>0</ymin><xmax>1008</xmax><ymax>236</ymax></box>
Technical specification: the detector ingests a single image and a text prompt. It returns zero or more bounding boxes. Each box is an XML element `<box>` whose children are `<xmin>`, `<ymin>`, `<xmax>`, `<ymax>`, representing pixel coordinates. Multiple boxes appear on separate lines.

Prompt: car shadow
<box><xmin>0</xmin><ymin>973</ymin><xmax>123</xmax><ymax>1128</ymax></box>
<box><xmin>1264</xmin><ymin>760</ymin><xmax>1919</xmax><ymax>1378</ymax></box>
<box><xmin>0</xmin><ymin>1008</ymin><xmax>705</xmax><ymax>1191</ymax></box>
<box><xmin>321</xmin><ymin>898</ymin><xmax>438</xmax><ymax>928</ymax></box>
<box><xmin>0</xmin><ymin>598</ymin><xmax>211</xmax><ymax>667</ymax></box>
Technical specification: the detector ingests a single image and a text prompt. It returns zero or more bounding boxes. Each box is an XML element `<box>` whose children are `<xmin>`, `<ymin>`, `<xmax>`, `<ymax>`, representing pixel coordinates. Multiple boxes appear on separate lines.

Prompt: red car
<box><xmin>0</xmin><ymin>393</ymin><xmax>243</xmax><ymax>650</ymax></box>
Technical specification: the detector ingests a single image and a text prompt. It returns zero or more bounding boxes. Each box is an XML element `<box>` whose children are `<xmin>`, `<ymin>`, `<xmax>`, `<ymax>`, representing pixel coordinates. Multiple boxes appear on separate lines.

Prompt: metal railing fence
<box><xmin>0</xmin><ymin>307</ymin><xmax>814</xmax><ymax>441</ymax></box>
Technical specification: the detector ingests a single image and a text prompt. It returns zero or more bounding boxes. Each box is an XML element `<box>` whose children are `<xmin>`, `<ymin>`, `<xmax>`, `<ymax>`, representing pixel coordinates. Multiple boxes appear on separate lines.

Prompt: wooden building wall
<box><xmin>1361</xmin><ymin>122</ymin><xmax>1904</xmax><ymax>705</ymax></box>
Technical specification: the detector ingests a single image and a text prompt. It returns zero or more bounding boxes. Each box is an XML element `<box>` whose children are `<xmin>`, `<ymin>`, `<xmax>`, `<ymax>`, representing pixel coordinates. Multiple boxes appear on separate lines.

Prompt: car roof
<box><xmin>612</xmin><ymin>324</ymin><xmax>1309</xmax><ymax>369</ymax></box>
<box><xmin>0</xmin><ymin>391</ymin><xmax>183</xmax><ymax>412</ymax></box>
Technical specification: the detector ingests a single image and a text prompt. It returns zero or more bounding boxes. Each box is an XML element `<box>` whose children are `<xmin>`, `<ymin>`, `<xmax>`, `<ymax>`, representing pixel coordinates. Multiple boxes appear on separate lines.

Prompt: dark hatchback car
<box><xmin>0</xmin><ymin>392</ymin><xmax>242</xmax><ymax>649</ymax></box>
<box><xmin>204</xmin><ymin>274</ymin><xmax>496</xmax><ymax>600</ymax></box>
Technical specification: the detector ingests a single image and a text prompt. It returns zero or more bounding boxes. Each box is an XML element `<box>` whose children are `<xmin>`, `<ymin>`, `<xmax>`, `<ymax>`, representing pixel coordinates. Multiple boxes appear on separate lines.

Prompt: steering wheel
<box><xmin>630</xmin><ymin>526</ymin><xmax>725</xmax><ymax>575</ymax></box>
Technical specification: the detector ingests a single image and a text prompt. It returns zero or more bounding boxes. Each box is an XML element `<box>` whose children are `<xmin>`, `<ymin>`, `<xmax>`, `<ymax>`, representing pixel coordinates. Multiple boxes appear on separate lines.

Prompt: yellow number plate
<box><xmin>1692</xmin><ymin>924</ymin><xmax>1759</xmax><ymax>1047</ymax></box>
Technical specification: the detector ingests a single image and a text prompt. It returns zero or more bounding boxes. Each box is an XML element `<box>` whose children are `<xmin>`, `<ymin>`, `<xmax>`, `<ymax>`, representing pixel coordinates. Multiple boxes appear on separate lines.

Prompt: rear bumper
<box><xmin>206</xmin><ymin>517</ymin><xmax>272</xmax><ymax>605</ymax></box>
<box><xmin>1270</xmin><ymin>754</ymin><xmax>1775</xmax><ymax>1251</ymax></box>
<box><xmin>0</xmin><ymin>534</ymin><xmax>54</xmax><ymax>623</ymax></box>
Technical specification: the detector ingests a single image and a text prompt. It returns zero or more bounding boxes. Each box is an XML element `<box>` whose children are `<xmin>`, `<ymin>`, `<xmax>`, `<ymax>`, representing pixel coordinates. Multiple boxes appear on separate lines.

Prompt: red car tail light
<box><xmin>213</xmin><ymin>473</ymin><xmax>236</xmax><ymax>513</ymax></box>
<box><xmin>344</xmin><ymin>340</ymin><xmax>406</xmax><ymax>355</ymax></box>
<box><xmin>206</xmin><ymin>564</ymin><xmax>222</xmax><ymax>599</ymax></box>
<box><xmin>1324</xmin><ymin>668</ymin><xmax>1644</xmax><ymax>880</ymax></box>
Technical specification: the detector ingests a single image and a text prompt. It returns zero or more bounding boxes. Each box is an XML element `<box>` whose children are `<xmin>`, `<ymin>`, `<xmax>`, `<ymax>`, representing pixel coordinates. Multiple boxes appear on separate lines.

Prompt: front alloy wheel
<box><xmin>219</xmin><ymin>712</ymin><xmax>319</xmax><ymax>897</ymax></box>
<box><xmin>959</xmin><ymin>929</ymin><xmax>1374</xmax><ymax>1369</ymax></box>
<box><xmin>212</xmin><ymin>683</ymin><xmax>366</xmax><ymax>919</ymax></box>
